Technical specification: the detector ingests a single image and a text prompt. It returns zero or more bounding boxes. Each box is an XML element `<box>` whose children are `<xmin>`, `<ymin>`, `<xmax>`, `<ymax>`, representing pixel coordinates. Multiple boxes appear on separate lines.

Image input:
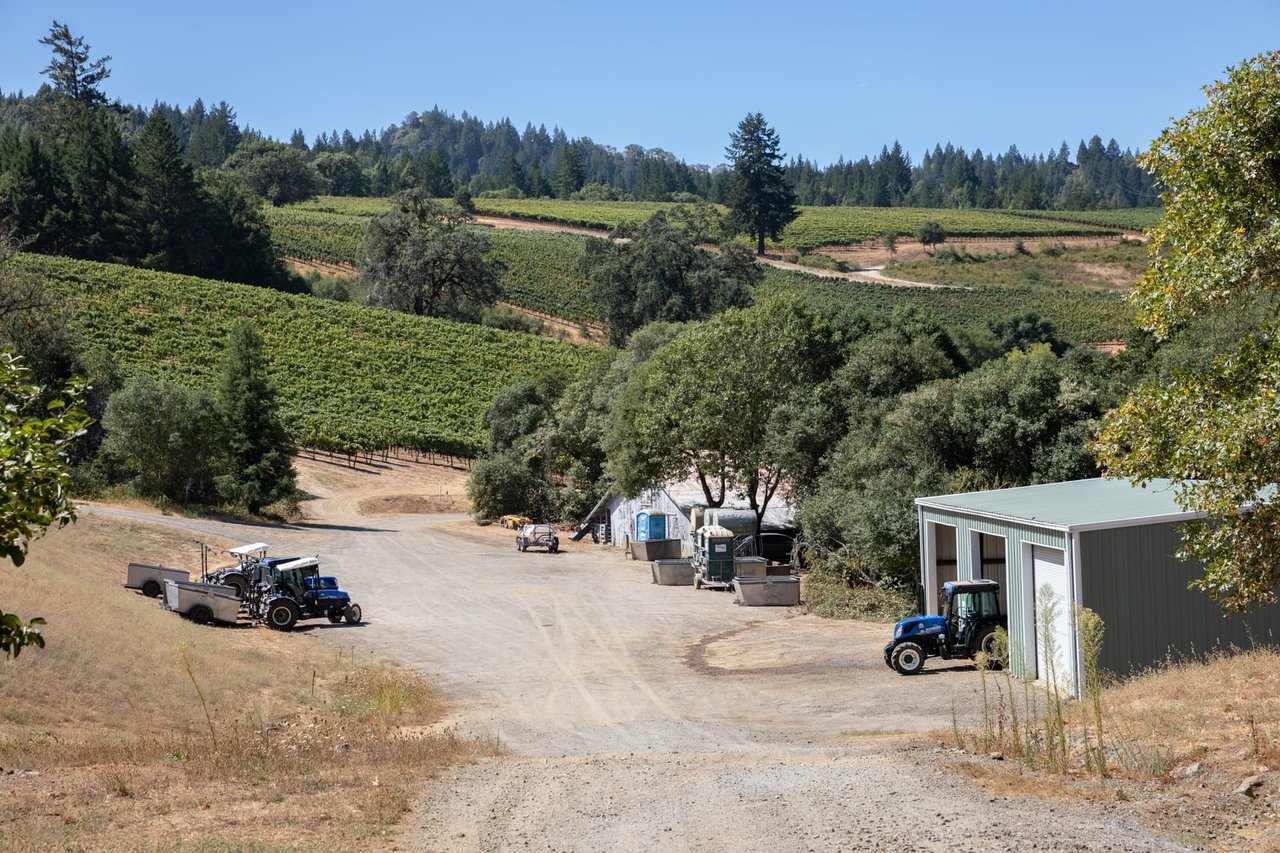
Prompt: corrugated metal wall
<box><xmin>920</xmin><ymin>508</ymin><xmax>1066</xmax><ymax>680</ymax></box>
<box><xmin>608</xmin><ymin>491</ymin><xmax>694</xmax><ymax>555</ymax></box>
<box><xmin>1080</xmin><ymin>525</ymin><xmax>1280</xmax><ymax>678</ymax></box>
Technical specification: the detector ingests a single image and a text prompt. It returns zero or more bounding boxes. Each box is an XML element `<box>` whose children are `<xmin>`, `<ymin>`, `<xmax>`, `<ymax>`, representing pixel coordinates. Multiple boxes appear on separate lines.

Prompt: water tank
<box><xmin>705</xmin><ymin>508</ymin><xmax>756</xmax><ymax>537</ymax></box>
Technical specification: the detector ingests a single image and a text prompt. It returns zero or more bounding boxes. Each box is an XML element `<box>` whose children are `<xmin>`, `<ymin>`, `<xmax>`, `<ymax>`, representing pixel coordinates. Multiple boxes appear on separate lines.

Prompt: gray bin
<box><xmin>733</xmin><ymin>556</ymin><xmax>767</xmax><ymax>578</ymax></box>
<box><xmin>631</xmin><ymin>538</ymin><xmax>682</xmax><ymax>561</ymax></box>
<box><xmin>733</xmin><ymin>575</ymin><xmax>801</xmax><ymax>607</ymax></box>
<box><xmin>651</xmin><ymin>559</ymin><xmax>695</xmax><ymax>586</ymax></box>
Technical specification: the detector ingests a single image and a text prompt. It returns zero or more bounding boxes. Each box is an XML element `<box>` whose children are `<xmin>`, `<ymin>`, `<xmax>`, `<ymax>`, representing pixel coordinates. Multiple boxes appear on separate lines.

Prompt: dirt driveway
<box><xmin>84</xmin><ymin>457</ymin><xmax>1193</xmax><ymax>852</ymax></box>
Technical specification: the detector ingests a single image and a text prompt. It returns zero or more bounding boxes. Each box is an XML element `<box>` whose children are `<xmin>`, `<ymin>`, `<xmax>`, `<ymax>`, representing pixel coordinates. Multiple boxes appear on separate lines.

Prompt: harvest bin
<box><xmin>733</xmin><ymin>556</ymin><xmax>767</xmax><ymax>578</ymax></box>
<box><xmin>733</xmin><ymin>576</ymin><xmax>801</xmax><ymax>607</ymax></box>
<box><xmin>651</xmin><ymin>559</ymin><xmax>695</xmax><ymax>586</ymax></box>
<box><xmin>631</xmin><ymin>538</ymin><xmax>682</xmax><ymax>561</ymax></box>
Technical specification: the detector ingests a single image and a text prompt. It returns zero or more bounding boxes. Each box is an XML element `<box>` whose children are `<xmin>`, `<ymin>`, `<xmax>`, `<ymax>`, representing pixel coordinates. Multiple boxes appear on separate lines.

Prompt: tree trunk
<box><xmin>756</xmin><ymin>231</ymin><xmax>765</xmax><ymax>256</ymax></box>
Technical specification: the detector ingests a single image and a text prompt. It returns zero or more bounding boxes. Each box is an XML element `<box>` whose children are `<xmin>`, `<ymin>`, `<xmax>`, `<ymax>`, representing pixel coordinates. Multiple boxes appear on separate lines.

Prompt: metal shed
<box><xmin>916</xmin><ymin>477</ymin><xmax>1280</xmax><ymax>695</ymax></box>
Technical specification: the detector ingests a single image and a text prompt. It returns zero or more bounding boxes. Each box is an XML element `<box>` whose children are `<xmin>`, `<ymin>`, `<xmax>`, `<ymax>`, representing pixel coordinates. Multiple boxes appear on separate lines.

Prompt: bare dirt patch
<box><xmin>358</xmin><ymin>493</ymin><xmax>469</xmax><ymax>515</ymax></box>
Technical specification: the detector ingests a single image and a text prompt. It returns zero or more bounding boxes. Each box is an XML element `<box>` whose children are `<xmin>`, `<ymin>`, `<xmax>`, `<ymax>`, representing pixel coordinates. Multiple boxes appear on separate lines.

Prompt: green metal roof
<box><xmin>915</xmin><ymin>478</ymin><xmax>1203</xmax><ymax>532</ymax></box>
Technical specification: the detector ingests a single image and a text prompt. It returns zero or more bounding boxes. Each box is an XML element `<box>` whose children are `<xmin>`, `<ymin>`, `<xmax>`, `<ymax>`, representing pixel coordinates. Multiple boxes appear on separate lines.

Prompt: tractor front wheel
<box><xmin>327</xmin><ymin>610</ymin><xmax>343</xmax><ymax>624</ymax></box>
<box><xmin>891</xmin><ymin>641</ymin><xmax>926</xmax><ymax>675</ymax></box>
<box><xmin>345</xmin><ymin>603</ymin><xmax>363</xmax><ymax>624</ymax></box>
<box><xmin>267</xmin><ymin>600</ymin><xmax>299</xmax><ymax>631</ymax></box>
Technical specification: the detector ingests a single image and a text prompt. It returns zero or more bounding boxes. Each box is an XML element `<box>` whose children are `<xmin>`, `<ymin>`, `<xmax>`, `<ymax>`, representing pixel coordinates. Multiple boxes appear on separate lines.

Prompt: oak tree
<box><xmin>1093</xmin><ymin>51</ymin><xmax>1280</xmax><ymax>610</ymax></box>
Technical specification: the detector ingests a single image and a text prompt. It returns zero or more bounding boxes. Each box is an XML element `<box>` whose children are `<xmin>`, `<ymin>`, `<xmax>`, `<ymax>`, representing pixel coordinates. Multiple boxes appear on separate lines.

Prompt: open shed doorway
<box><xmin>972</xmin><ymin>531</ymin><xmax>1008</xmax><ymax>613</ymax></box>
<box><xmin>925</xmin><ymin>521</ymin><xmax>958</xmax><ymax>614</ymax></box>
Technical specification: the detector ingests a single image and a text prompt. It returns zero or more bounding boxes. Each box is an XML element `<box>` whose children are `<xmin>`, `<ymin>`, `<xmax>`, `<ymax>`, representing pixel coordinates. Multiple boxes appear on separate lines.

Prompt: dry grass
<box><xmin>0</xmin><ymin>514</ymin><xmax>494</xmax><ymax>851</ymax></box>
<box><xmin>944</xmin><ymin>645</ymin><xmax>1280</xmax><ymax>851</ymax></box>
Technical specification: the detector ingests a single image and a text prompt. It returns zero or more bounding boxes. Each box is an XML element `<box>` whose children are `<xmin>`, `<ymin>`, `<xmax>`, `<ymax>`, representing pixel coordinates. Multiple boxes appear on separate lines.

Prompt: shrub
<box><xmin>466</xmin><ymin>450</ymin><xmax>555</xmax><ymax>520</ymax></box>
<box><xmin>796</xmin><ymin>252</ymin><xmax>848</xmax><ymax>272</ymax></box>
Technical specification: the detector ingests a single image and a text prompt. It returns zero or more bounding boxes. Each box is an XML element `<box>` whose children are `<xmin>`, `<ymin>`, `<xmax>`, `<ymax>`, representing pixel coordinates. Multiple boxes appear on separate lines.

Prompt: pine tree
<box><xmin>725</xmin><ymin>113</ymin><xmax>798</xmax><ymax>255</ymax></box>
<box><xmin>132</xmin><ymin>109</ymin><xmax>203</xmax><ymax>272</ymax></box>
<box><xmin>38</xmin><ymin>21</ymin><xmax>111</xmax><ymax>143</ymax></box>
<box><xmin>552</xmin><ymin>144</ymin><xmax>584</xmax><ymax>198</ymax></box>
<box><xmin>214</xmin><ymin>321</ymin><xmax>296</xmax><ymax>515</ymax></box>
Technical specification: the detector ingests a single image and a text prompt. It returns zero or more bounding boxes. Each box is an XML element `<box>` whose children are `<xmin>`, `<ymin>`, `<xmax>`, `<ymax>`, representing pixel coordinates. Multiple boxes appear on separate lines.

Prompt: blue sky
<box><xmin>1</xmin><ymin>2</ymin><xmax>1275</xmax><ymax>167</ymax></box>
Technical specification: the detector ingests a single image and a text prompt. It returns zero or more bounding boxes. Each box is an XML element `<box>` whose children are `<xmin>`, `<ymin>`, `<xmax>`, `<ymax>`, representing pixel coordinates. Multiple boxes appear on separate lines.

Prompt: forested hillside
<box><xmin>1</xmin><ymin>85</ymin><xmax>1158</xmax><ymax>211</ymax></box>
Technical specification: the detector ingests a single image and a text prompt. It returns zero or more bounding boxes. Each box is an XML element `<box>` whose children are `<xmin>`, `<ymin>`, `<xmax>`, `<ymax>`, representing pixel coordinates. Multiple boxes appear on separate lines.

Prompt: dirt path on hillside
<box><xmin>80</xmin><ymin>459</ymin><xmax>1193</xmax><ymax>850</ymax></box>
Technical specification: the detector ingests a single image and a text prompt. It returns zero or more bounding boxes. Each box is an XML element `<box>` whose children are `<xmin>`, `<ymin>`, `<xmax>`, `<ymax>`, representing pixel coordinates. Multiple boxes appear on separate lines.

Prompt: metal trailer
<box><xmin>125</xmin><ymin>562</ymin><xmax>191</xmax><ymax>598</ymax></box>
<box><xmin>162</xmin><ymin>579</ymin><xmax>242</xmax><ymax>625</ymax></box>
<box><xmin>692</xmin><ymin>524</ymin><xmax>737</xmax><ymax>590</ymax></box>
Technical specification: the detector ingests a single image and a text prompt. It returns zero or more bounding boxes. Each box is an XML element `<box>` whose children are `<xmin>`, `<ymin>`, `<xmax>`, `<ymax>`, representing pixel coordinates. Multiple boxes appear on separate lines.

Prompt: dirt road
<box><xmin>84</xmin><ymin>457</ymin><xmax>1194</xmax><ymax>852</ymax></box>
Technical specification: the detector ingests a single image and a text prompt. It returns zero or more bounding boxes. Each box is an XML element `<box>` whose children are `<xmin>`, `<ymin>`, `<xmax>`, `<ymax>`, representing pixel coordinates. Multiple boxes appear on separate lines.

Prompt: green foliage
<box><xmin>756</xmin><ymin>266</ymin><xmax>1132</xmax><ymax>345</ymax></box>
<box><xmin>294</xmin><ymin>196</ymin><xmax>1118</xmax><ymax>252</ymax></box>
<box><xmin>551</xmin><ymin>144</ymin><xmax>584</xmax><ymax>199</ymax></box>
<box><xmin>725</xmin><ymin>113</ymin><xmax>799</xmax><ymax>255</ymax></box>
<box><xmin>223</xmin><ymin>140</ymin><xmax>325</xmax><ymax>206</ymax></box>
<box><xmin>885</xmin><ymin>239</ymin><xmax>1145</xmax><ymax>292</ymax></box>
<box><xmin>214</xmin><ymin>321</ymin><xmax>296</xmax><ymax>514</ymax></box>
<box><xmin>0</xmin><ymin>350</ymin><xmax>90</xmax><ymax>566</ymax></box>
<box><xmin>801</xmin><ymin>342</ymin><xmax>1100</xmax><ymax>589</ymax></box>
<box><xmin>917</xmin><ymin>220</ymin><xmax>946</xmax><ymax>251</ymax></box>
<box><xmin>100</xmin><ymin>373</ymin><xmax>222</xmax><ymax>503</ymax></box>
<box><xmin>583</xmin><ymin>205</ymin><xmax>757</xmax><ymax>345</ymax></box>
<box><xmin>271</xmin><ymin>197</ymin><xmax>1133</xmax><ymax>349</ymax></box>
<box><xmin>1011</xmin><ymin>207</ymin><xmax>1163</xmax><ymax>233</ymax></box>
<box><xmin>607</xmin><ymin>296</ymin><xmax>839</xmax><ymax>533</ymax></box>
<box><xmin>1094</xmin><ymin>51</ymin><xmax>1280</xmax><ymax>611</ymax></box>
<box><xmin>264</xmin><ymin>205</ymin><xmax>364</xmax><ymax>265</ymax></box>
<box><xmin>484</xmin><ymin>229</ymin><xmax>596</xmax><ymax>323</ymax></box>
<box><xmin>361</xmin><ymin>190</ymin><xmax>503</xmax><ymax>321</ymax></box>
<box><xmin>37</xmin><ymin>21</ymin><xmax>111</xmax><ymax>143</ymax></box>
<box><xmin>0</xmin><ymin>612</ymin><xmax>46</xmax><ymax>659</ymax></box>
<box><xmin>467</xmin><ymin>450</ymin><xmax>553</xmax><ymax>520</ymax></box>
<box><xmin>132</xmin><ymin>109</ymin><xmax>205</xmax><ymax>273</ymax></box>
<box><xmin>0</xmin><ymin>349</ymin><xmax>90</xmax><ymax>658</ymax></box>
<box><xmin>19</xmin><ymin>252</ymin><xmax>599</xmax><ymax>457</ymax></box>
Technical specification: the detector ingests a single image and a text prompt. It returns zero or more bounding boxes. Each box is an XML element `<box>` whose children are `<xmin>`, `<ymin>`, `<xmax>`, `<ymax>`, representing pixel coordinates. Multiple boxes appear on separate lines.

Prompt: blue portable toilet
<box><xmin>635</xmin><ymin>511</ymin><xmax>667</xmax><ymax>542</ymax></box>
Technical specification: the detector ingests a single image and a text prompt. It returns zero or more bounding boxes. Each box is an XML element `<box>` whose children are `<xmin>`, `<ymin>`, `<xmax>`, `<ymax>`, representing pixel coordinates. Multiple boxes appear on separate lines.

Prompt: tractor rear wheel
<box><xmin>891</xmin><ymin>641</ymin><xmax>926</xmax><ymax>675</ymax></box>
<box><xmin>267</xmin><ymin>600</ymin><xmax>299</xmax><ymax>631</ymax></box>
<box><xmin>189</xmin><ymin>605</ymin><xmax>213</xmax><ymax>625</ymax></box>
<box><xmin>345</xmin><ymin>603</ymin><xmax>362</xmax><ymax>624</ymax></box>
<box><xmin>973</xmin><ymin>626</ymin><xmax>1003</xmax><ymax>669</ymax></box>
<box><xmin>224</xmin><ymin>574</ymin><xmax>248</xmax><ymax>599</ymax></box>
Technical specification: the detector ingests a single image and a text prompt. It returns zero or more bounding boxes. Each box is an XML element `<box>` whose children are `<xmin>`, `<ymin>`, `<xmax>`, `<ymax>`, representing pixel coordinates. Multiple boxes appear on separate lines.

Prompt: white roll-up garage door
<box><xmin>1032</xmin><ymin>545</ymin><xmax>1075</xmax><ymax>694</ymax></box>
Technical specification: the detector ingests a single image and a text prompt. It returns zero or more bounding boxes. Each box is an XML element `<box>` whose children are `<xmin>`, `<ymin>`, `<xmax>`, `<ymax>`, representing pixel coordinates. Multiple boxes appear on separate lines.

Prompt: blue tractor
<box><xmin>246</xmin><ymin>556</ymin><xmax>363</xmax><ymax>631</ymax></box>
<box><xmin>884</xmin><ymin>579</ymin><xmax>1006</xmax><ymax>675</ymax></box>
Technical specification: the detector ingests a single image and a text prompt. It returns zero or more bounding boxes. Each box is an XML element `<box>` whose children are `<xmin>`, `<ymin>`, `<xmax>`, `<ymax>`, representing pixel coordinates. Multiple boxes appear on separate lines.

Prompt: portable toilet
<box><xmin>635</xmin><ymin>511</ymin><xmax>667</xmax><ymax>543</ymax></box>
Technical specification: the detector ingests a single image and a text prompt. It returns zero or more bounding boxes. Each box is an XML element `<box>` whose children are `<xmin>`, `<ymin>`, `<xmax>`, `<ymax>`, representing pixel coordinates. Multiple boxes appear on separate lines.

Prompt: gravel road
<box><xmin>82</xmin><ymin>463</ymin><xmax>1197</xmax><ymax>853</ymax></box>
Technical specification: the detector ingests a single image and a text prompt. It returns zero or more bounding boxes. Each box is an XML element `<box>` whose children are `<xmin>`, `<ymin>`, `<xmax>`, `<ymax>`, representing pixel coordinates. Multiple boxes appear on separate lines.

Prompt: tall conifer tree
<box><xmin>725</xmin><ymin>113</ymin><xmax>798</xmax><ymax>255</ymax></box>
<box><xmin>215</xmin><ymin>321</ymin><xmax>296</xmax><ymax>515</ymax></box>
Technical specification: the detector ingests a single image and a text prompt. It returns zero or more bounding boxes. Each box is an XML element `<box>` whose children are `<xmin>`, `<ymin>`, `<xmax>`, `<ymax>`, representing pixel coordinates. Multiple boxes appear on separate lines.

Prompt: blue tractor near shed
<box><xmin>884</xmin><ymin>579</ymin><xmax>1006</xmax><ymax>675</ymax></box>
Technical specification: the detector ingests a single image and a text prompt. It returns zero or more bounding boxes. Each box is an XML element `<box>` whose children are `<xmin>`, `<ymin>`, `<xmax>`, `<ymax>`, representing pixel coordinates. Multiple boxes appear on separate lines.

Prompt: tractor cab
<box><xmin>941</xmin><ymin>580</ymin><xmax>1001</xmax><ymax>652</ymax></box>
<box><xmin>884</xmin><ymin>579</ymin><xmax>1007</xmax><ymax>675</ymax></box>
